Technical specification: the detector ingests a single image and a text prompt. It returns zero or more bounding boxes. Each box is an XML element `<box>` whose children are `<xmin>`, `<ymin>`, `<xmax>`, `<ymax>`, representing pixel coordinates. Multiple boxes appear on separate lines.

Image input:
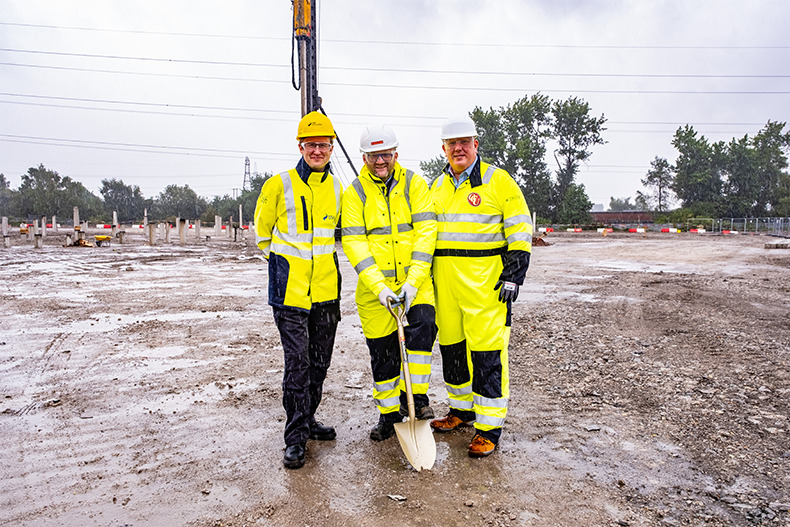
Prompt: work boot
<box><xmin>467</xmin><ymin>434</ymin><xmax>497</xmax><ymax>457</ymax></box>
<box><xmin>399</xmin><ymin>404</ymin><xmax>435</xmax><ymax>420</ymax></box>
<box><xmin>308</xmin><ymin>418</ymin><xmax>337</xmax><ymax>441</ymax></box>
<box><xmin>369</xmin><ymin>413</ymin><xmax>400</xmax><ymax>442</ymax></box>
<box><xmin>430</xmin><ymin>413</ymin><xmax>473</xmax><ymax>432</ymax></box>
<box><xmin>283</xmin><ymin>443</ymin><xmax>306</xmax><ymax>469</ymax></box>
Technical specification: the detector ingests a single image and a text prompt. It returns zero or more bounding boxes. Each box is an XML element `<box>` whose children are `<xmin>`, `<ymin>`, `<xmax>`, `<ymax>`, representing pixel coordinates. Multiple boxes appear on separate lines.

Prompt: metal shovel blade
<box><xmin>386</xmin><ymin>297</ymin><xmax>436</xmax><ymax>471</ymax></box>
<box><xmin>394</xmin><ymin>418</ymin><xmax>436</xmax><ymax>471</ymax></box>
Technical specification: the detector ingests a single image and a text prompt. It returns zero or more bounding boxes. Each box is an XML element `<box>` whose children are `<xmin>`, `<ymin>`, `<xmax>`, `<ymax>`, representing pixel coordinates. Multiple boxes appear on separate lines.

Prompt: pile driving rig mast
<box><xmin>293</xmin><ymin>0</ymin><xmax>320</xmax><ymax>116</ymax></box>
<box><xmin>291</xmin><ymin>0</ymin><xmax>358</xmax><ymax>180</ymax></box>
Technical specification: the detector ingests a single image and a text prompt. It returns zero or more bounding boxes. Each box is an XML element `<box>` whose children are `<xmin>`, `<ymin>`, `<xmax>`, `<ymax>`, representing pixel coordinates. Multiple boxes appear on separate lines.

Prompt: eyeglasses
<box><xmin>301</xmin><ymin>142</ymin><xmax>333</xmax><ymax>151</ymax></box>
<box><xmin>365</xmin><ymin>152</ymin><xmax>394</xmax><ymax>162</ymax></box>
<box><xmin>443</xmin><ymin>138</ymin><xmax>475</xmax><ymax>149</ymax></box>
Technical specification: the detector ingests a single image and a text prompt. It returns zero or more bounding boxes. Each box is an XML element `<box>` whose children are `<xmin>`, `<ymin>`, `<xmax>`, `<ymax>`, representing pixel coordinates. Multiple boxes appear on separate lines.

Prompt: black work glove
<box><xmin>494</xmin><ymin>280</ymin><xmax>519</xmax><ymax>303</ymax></box>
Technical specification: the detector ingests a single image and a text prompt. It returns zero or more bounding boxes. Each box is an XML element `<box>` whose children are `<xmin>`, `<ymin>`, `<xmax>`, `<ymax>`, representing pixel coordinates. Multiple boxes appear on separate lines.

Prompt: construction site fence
<box><xmin>538</xmin><ymin>217</ymin><xmax>790</xmax><ymax>236</ymax></box>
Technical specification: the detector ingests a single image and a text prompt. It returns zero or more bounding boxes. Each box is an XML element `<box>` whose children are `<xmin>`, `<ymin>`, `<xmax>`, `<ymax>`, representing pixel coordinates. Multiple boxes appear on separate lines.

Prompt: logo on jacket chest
<box><xmin>467</xmin><ymin>192</ymin><xmax>482</xmax><ymax>207</ymax></box>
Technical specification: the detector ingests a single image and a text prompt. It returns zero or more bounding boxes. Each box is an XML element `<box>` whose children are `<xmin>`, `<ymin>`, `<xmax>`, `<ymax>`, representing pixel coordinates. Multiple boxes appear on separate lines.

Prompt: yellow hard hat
<box><xmin>296</xmin><ymin>111</ymin><xmax>336</xmax><ymax>140</ymax></box>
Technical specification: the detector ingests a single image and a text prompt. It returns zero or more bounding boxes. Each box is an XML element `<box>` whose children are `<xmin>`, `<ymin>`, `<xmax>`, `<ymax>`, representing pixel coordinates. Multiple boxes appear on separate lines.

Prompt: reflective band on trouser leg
<box><xmin>402</xmin><ymin>349</ymin><xmax>431</xmax><ymax>396</ymax></box>
<box><xmin>373</xmin><ymin>376</ymin><xmax>401</xmax><ymax>415</ymax></box>
<box><xmin>472</xmin><ymin>326</ymin><xmax>511</xmax><ymax>433</ymax></box>
<box><xmin>401</xmin><ymin>303</ymin><xmax>436</xmax><ymax>398</ymax></box>
<box><xmin>365</xmin><ymin>330</ymin><xmax>402</xmax><ymax>416</ymax></box>
<box><xmin>439</xmin><ymin>341</ymin><xmax>473</xmax><ymax>411</ymax></box>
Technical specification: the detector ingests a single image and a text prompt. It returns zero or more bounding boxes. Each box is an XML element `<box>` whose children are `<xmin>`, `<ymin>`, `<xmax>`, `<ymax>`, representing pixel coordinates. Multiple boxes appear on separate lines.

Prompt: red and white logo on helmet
<box><xmin>467</xmin><ymin>192</ymin><xmax>481</xmax><ymax>207</ymax></box>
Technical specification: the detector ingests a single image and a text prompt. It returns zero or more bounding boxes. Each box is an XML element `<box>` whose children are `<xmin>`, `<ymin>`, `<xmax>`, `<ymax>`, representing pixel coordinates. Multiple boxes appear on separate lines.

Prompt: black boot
<box><xmin>369</xmin><ymin>421</ymin><xmax>395</xmax><ymax>441</ymax></box>
<box><xmin>369</xmin><ymin>412</ymin><xmax>400</xmax><ymax>441</ymax></box>
<box><xmin>283</xmin><ymin>443</ymin><xmax>306</xmax><ymax>469</ymax></box>
<box><xmin>308</xmin><ymin>418</ymin><xmax>337</xmax><ymax>441</ymax></box>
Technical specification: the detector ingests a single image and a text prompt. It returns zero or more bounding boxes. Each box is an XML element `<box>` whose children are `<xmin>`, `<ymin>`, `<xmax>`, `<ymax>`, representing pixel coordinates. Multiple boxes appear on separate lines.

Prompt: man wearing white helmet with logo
<box><xmin>429</xmin><ymin>114</ymin><xmax>533</xmax><ymax>457</ymax></box>
<box><xmin>341</xmin><ymin>124</ymin><xmax>438</xmax><ymax>442</ymax></box>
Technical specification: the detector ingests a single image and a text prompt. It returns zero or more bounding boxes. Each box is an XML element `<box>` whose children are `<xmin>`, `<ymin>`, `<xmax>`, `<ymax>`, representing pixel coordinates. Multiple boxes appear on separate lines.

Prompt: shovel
<box><xmin>386</xmin><ymin>298</ymin><xmax>436</xmax><ymax>471</ymax></box>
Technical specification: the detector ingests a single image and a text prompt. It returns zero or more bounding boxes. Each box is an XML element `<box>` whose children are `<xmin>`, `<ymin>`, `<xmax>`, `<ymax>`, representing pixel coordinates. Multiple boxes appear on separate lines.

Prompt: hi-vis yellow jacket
<box><xmin>431</xmin><ymin>159</ymin><xmax>532</xmax><ymax>281</ymax></box>
<box><xmin>254</xmin><ymin>161</ymin><xmax>343</xmax><ymax>311</ymax></box>
<box><xmin>341</xmin><ymin>163</ymin><xmax>436</xmax><ymax>297</ymax></box>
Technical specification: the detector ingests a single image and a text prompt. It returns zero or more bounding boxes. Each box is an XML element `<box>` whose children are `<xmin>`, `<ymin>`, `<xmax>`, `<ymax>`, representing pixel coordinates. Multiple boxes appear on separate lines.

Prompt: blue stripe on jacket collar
<box><xmin>296</xmin><ymin>157</ymin><xmax>331</xmax><ymax>183</ymax></box>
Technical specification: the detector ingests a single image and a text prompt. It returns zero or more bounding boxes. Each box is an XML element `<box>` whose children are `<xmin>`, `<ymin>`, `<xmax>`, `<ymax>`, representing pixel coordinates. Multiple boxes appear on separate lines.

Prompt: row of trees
<box><xmin>663</xmin><ymin>121</ymin><xmax>790</xmax><ymax>218</ymax></box>
<box><xmin>3</xmin><ymin>93</ymin><xmax>789</xmax><ymax>225</ymax></box>
<box><xmin>606</xmin><ymin>122</ymin><xmax>790</xmax><ymax>219</ymax></box>
<box><xmin>0</xmin><ymin>165</ymin><xmax>271</xmax><ymax>224</ymax></box>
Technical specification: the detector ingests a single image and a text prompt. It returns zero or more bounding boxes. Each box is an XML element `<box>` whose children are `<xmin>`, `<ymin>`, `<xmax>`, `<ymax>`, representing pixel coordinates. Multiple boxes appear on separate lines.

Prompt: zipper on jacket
<box><xmin>300</xmin><ymin>196</ymin><xmax>309</xmax><ymax>231</ymax></box>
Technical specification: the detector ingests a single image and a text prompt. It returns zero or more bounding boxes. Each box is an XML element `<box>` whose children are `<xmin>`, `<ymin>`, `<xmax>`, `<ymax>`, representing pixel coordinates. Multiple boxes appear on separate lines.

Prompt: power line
<box><xmin>0</xmin><ymin>92</ymin><xmax>774</xmax><ymax>127</ymax></box>
<box><xmin>0</xmin><ymin>21</ymin><xmax>284</xmax><ymax>41</ymax></box>
<box><xmin>2</xmin><ymin>21</ymin><xmax>788</xmax><ymax>50</ymax></box>
<box><xmin>0</xmin><ymin>133</ymin><xmax>293</xmax><ymax>159</ymax></box>
<box><xmin>4</xmin><ymin>48</ymin><xmax>789</xmax><ymax>79</ymax></box>
<box><xmin>3</xmin><ymin>62</ymin><xmax>788</xmax><ymax>95</ymax></box>
<box><xmin>0</xmin><ymin>61</ymin><xmax>291</xmax><ymax>84</ymax></box>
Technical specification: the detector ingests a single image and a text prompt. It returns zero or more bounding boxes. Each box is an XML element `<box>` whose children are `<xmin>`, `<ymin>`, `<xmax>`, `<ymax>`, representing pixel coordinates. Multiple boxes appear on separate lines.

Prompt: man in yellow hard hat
<box><xmin>254</xmin><ymin>111</ymin><xmax>344</xmax><ymax>469</ymax></box>
<box><xmin>341</xmin><ymin>124</ymin><xmax>438</xmax><ymax>442</ymax></box>
<box><xmin>429</xmin><ymin>114</ymin><xmax>533</xmax><ymax>457</ymax></box>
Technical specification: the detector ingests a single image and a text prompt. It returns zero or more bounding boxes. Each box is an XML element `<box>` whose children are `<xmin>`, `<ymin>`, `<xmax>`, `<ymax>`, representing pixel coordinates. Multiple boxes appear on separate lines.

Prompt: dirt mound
<box><xmin>532</xmin><ymin>235</ymin><xmax>552</xmax><ymax>246</ymax></box>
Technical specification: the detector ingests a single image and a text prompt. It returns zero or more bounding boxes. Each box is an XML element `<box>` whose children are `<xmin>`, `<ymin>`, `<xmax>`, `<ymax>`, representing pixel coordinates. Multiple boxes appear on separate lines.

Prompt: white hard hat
<box><xmin>440</xmin><ymin>114</ymin><xmax>477</xmax><ymax>140</ymax></box>
<box><xmin>360</xmin><ymin>124</ymin><xmax>399</xmax><ymax>153</ymax></box>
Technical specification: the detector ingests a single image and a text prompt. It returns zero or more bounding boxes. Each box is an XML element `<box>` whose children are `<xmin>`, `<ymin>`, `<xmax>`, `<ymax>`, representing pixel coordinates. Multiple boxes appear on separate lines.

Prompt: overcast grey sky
<box><xmin>1</xmin><ymin>0</ymin><xmax>788</xmax><ymax>208</ymax></box>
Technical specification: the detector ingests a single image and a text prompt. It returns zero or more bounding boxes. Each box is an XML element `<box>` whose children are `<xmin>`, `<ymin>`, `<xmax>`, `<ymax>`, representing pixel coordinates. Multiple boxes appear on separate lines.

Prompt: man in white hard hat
<box><xmin>341</xmin><ymin>124</ymin><xmax>438</xmax><ymax>442</ymax></box>
<box><xmin>429</xmin><ymin>114</ymin><xmax>533</xmax><ymax>457</ymax></box>
<box><xmin>254</xmin><ymin>111</ymin><xmax>344</xmax><ymax>469</ymax></box>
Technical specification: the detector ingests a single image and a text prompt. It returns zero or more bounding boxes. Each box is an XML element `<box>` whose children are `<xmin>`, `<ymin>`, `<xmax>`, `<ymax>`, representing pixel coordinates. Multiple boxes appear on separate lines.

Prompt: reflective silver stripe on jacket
<box><xmin>505</xmin><ymin>213</ymin><xmax>533</xmax><ymax>230</ymax></box>
<box><xmin>366</xmin><ymin>223</ymin><xmax>413</xmax><ymax>237</ymax></box>
<box><xmin>256</xmin><ymin>234</ymin><xmax>272</xmax><ymax>258</ymax></box>
<box><xmin>482</xmin><ymin>164</ymin><xmax>497</xmax><ymax>184</ymax></box>
<box><xmin>437</xmin><ymin>232</ymin><xmax>506</xmax><ymax>244</ymax></box>
<box><xmin>312</xmin><ymin>244</ymin><xmax>336</xmax><ymax>256</ymax></box>
<box><xmin>507</xmin><ymin>231</ymin><xmax>533</xmax><ymax>244</ymax></box>
<box><xmin>279</xmin><ymin>171</ymin><xmax>300</xmax><ymax>236</ymax></box>
<box><xmin>354</xmin><ymin>256</ymin><xmax>376</xmax><ymax>274</ymax></box>
<box><xmin>341</xmin><ymin>226</ymin><xmax>366</xmax><ymax>237</ymax></box>
<box><xmin>270</xmin><ymin>242</ymin><xmax>313</xmax><ymax>260</ymax></box>
<box><xmin>313</xmin><ymin>227</ymin><xmax>335</xmax><ymax>239</ymax></box>
<box><xmin>403</xmin><ymin>170</ymin><xmax>413</xmax><ymax>209</ymax></box>
<box><xmin>438</xmin><ymin>213</ymin><xmax>503</xmax><ymax>224</ymax></box>
<box><xmin>368</xmin><ymin>226</ymin><xmax>392</xmax><ymax>236</ymax></box>
<box><xmin>276</xmin><ymin>229</ymin><xmax>313</xmax><ymax>244</ymax></box>
<box><xmin>411</xmin><ymin>251</ymin><xmax>432</xmax><ymax>263</ymax></box>
<box><xmin>352</xmin><ymin>178</ymin><xmax>367</xmax><ymax>205</ymax></box>
<box><xmin>411</xmin><ymin>211</ymin><xmax>436</xmax><ymax>223</ymax></box>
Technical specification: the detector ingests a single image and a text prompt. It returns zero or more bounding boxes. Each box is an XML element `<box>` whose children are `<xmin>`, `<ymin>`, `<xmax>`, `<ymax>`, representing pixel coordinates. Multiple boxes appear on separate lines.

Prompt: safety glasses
<box><xmin>365</xmin><ymin>152</ymin><xmax>394</xmax><ymax>162</ymax></box>
<box><xmin>301</xmin><ymin>142</ymin><xmax>333</xmax><ymax>151</ymax></box>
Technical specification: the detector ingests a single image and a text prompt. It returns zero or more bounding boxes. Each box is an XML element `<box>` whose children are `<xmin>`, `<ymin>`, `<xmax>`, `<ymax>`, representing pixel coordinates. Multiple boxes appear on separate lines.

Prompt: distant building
<box><xmin>590</xmin><ymin>210</ymin><xmax>655</xmax><ymax>224</ymax></box>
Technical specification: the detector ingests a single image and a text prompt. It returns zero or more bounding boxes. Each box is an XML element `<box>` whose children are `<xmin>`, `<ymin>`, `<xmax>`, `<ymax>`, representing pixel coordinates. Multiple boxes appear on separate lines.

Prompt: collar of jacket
<box><xmin>360</xmin><ymin>163</ymin><xmax>400</xmax><ymax>194</ymax></box>
<box><xmin>442</xmin><ymin>157</ymin><xmax>482</xmax><ymax>188</ymax></box>
<box><xmin>296</xmin><ymin>157</ymin><xmax>330</xmax><ymax>184</ymax></box>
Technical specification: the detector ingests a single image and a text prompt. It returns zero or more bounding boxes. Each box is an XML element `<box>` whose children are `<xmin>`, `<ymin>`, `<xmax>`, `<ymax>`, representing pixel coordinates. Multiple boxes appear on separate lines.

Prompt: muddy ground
<box><xmin>1</xmin><ymin>230</ymin><xmax>788</xmax><ymax>527</ymax></box>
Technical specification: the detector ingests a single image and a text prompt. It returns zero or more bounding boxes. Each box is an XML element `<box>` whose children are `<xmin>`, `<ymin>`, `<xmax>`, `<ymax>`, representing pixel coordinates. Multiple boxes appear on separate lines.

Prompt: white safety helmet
<box><xmin>440</xmin><ymin>114</ymin><xmax>478</xmax><ymax>140</ymax></box>
<box><xmin>359</xmin><ymin>124</ymin><xmax>399</xmax><ymax>153</ymax></box>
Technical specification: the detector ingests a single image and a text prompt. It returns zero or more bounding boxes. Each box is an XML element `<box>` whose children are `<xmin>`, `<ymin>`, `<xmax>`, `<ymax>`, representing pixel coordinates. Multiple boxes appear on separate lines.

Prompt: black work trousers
<box><xmin>272</xmin><ymin>302</ymin><xmax>340</xmax><ymax>447</ymax></box>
